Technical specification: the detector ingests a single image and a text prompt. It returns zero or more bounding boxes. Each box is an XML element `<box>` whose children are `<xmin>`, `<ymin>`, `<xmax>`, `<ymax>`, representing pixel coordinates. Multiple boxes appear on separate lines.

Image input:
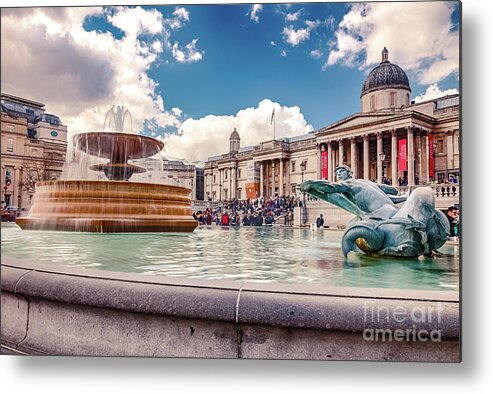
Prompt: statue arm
<box><xmin>388</xmin><ymin>195</ymin><xmax>408</xmax><ymax>204</ymax></box>
<box><xmin>377</xmin><ymin>184</ymin><xmax>399</xmax><ymax>196</ymax></box>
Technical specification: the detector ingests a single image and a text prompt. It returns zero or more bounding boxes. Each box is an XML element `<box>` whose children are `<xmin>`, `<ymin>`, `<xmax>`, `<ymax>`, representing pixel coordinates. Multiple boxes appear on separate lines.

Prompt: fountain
<box><xmin>15</xmin><ymin>107</ymin><xmax>197</xmax><ymax>233</ymax></box>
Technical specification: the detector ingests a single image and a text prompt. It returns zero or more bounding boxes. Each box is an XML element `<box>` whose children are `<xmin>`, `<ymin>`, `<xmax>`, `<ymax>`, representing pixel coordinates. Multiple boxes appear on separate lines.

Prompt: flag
<box><xmin>270</xmin><ymin>108</ymin><xmax>275</xmax><ymax>125</ymax></box>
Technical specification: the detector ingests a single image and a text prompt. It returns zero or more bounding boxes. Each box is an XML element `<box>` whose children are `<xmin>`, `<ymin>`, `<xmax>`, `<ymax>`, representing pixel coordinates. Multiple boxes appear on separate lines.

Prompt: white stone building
<box><xmin>204</xmin><ymin>48</ymin><xmax>460</xmax><ymax>201</ymax></box>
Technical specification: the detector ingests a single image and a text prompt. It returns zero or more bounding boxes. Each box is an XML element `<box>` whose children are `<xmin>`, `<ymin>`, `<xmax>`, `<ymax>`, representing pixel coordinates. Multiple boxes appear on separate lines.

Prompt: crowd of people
<box><xmin>192</xmin><ymin>196</ymin><xmax>303</xmax><ymax>227</ymax></box>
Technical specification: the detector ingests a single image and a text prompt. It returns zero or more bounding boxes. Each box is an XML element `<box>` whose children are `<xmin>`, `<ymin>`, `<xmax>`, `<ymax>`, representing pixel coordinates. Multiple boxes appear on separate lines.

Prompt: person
<box><xmin>287</xmin><ymin>209</ymin><xmax>294</xmax><ymax>226</ymax></box>
<box><xmin>316</xmin><ymin>214</ymin><xmax>324</xmax><ymax>228</ymax></box>
<box><xmin>446</xmin><ymin>206</ymin><xmax>460</xmax><ymax>239</ymax></box>
<box><xmin>221</xmin><ymin>212</ymin><xmax>229</xmax><ymax>226</ymax></box>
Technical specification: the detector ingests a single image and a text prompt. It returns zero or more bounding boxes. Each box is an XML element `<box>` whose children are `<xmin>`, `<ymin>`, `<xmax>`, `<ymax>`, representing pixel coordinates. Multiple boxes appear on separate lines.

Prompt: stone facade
<box><xmin>1</xmin><ymin>93</ymin><xmax>68</xmax><ymax>210</ymax></box>
<box><xmin>204</xmin><ymin>50</ymin><xmax>459</xmax><ymax>201</ymax></box>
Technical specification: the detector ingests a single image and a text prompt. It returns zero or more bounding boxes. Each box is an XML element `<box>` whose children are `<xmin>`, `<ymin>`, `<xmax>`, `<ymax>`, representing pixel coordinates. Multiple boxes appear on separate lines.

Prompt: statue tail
<box><xmin>342</xmin><ymin>221</ymin><xmax>385</xmax><ymax>256</ymax></box>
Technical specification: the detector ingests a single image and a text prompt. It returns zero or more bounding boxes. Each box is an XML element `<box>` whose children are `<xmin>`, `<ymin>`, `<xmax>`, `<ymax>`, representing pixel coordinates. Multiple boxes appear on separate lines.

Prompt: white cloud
<box><xmin>162</xmin><ymin>99</ymin><xmax>314</xmax><ymax>162</ymax></box>
<box><xmin>270</xmin><ymin>41</ymin><xmax>276</xmax><ymax>46</ymax></box>
<box><xmin>249</xmin><ymin>4</ymin><xmax>263</xmax><ymax>23</ymax></box>
<box><xmin>167</xmin><ymin>6</ymin><xmax>190</xmax><ymax>30</ymax></box>
<box><xmin>413</xmin><ymin>84</ymin><xmax>459</xmax><ymax>103</ymax></box>
<box><xmin>282</xmin><ymin>20</ymin><xmax>319</xmax><ymax>47</ymax></box>
<box><xmin>172</xmin><ymin>39</ymin><xmax>203</xmax><ymax>63</ymax></box>
<box><xmin>286</xmin><ymin>9</ymin><xmax>302</xmax><ymax>22</ymax></box>
<box><xmin>325</xmin><ymin>2</ymin><xmax>459</xmax><ymax>85</ymax></box>
<box><xmin>108</xmin><ymin>6</ymin><xmax>163</xmax><ymax>37</ymax></box>
<box><xmin>1</xmin><ymin>6</ymin><xmax>202</xmax><ymax>135</ymax></box>
<box><xmin>173</xmin><ymin>7</ymin><xmax>189</xmax><ymax>22</ymax></box>
<box><xmin>280</xmin><ymin>50</ymin><xmax>287</xmax><ymax>57</ymax></box>
<box><xmin>310</xmin><ymin>49</ymin><xmax>322</xmax><ymax>59</ymax></box>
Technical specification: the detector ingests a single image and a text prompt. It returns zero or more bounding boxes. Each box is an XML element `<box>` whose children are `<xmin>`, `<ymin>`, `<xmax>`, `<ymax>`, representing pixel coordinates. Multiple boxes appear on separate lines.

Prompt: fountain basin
<box><xmin>16</xmin><ymin>180</ymin><xmax>198</xmax><ymax>233</ymax></box>
<box><xmin>1</xmin><ymin>256</ymin><xmax>459</xmax><ymax>360</ymax></box>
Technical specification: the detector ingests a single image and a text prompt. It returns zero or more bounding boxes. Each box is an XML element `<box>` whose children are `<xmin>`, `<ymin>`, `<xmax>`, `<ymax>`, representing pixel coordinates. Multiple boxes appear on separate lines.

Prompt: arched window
<box><xmin>406</xmin><ymin>93</ymin><xmax>410</xmax><ymax>106</ymax></box>
<box><xmin>370</xmin><ymin>95</ymin><xmax>376</xmax><ymax>111</ymax></box>
<box><xmin>390</xmin><ymin>92</ymin><xmax>396</xmax><ymax>107</ymax></box>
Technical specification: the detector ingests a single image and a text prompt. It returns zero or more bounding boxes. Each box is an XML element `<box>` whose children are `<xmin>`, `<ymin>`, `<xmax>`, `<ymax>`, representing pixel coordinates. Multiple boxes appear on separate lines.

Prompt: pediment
<box><xmin>320</xmin><ymin>112</ymin><xmax>405</xmax><ymax>133</ymax></box>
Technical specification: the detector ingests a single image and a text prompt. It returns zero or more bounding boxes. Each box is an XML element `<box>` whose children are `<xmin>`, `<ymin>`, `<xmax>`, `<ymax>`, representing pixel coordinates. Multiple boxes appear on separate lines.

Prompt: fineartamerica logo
<box><xmin>362</xmin><ymin>301</ymin><xmax>443</xmax><ymax>342</ymax></box>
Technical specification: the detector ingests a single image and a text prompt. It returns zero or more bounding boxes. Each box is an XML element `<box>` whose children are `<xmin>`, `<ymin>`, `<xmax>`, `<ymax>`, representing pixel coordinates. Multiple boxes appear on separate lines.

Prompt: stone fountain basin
<box><xmin>73</xmin><ymin>132</ymin><xmax>164</xmax><ymax>161</ymax></box>
<box><xmin>1</xmin><ymin>256</ymin><xmax>460</xmax><ymax>360</ymax></box>
<box><xmin>16</xmin><ymin>180</ymin><xmax>198</xmax><ymax>233</ymax></box>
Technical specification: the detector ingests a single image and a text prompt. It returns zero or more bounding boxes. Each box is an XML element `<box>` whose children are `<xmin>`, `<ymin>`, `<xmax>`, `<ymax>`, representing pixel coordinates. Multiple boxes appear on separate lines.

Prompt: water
<box><xmin>0</xmin><ymin>223</ymin><xmax>459</xmax><ymax>291</ymax></box>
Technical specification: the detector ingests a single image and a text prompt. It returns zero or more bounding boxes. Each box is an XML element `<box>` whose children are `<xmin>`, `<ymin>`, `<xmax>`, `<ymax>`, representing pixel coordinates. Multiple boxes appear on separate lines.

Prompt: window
<box><xmin>370</xmin><ymin>95</ymin><xmax>376</xmax><ymax>111</ymax></box>
<box><xmin>225</xmin><ymin>171</ymin><xmax>228</xmax><ymax>180</ymax></box>
<box><xmin>7</xmin><ymin>138</ymin><xmax>14</xmax><ymax>152</ymax></box>
<box><xmin>8</xmin><ymin>125</ymin><xmax>14</xmax><ymax>133</ymax></box>
<box><xmin>291</xmin><ymin>161</ymin><xmax>296</xmax><ymax>172</ymax></box>
<box><xmin>213</xmin><ymin>175</ymin><xmax>216</xmax><ymax>183</ymax></box>
<box><xmin>238</xmin><ymin>169</ymin><xmax>241</xmax><ymax>179</ymax></box>
<box><xmin>406</xmin><ymin>93</ymin><xmax>410</xmax><ymax>106</ymax></box>
<box><xmin>436</xmin><ymin>140</ymin><xmax>444</xmax><ymax>154</ymax></box>
<box><xmin>390</xmin><ymin>92</ymin><xmax>396</xmax><ymax>107</ymax></box>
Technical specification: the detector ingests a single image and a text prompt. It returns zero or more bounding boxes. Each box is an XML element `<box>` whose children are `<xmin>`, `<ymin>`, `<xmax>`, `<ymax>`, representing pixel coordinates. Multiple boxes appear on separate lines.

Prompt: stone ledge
<box><xmin>1</xmin><ymin>256</ymin><xmax>460</xmax><ymax>360</ymax></box>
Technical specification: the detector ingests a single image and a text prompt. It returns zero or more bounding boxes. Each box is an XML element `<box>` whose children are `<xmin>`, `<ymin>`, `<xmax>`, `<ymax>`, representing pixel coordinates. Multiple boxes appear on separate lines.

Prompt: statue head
<box><xmin>335</xmin><ymin>165</ymin><xmax>353</xmax><ymax>181</ymax></box>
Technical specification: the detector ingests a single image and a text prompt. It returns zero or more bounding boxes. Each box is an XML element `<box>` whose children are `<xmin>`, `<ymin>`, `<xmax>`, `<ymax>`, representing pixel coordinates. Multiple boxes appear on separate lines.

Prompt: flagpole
<box><xmin>271</xmin><ymin>107</ymin><xmax>276</xmax><ymax>141</ymax></box>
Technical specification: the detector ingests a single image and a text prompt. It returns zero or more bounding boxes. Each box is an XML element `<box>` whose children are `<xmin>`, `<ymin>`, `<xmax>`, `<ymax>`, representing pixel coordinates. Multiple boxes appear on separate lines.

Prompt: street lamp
<box><xmin>300</xmin><ymin>160</ymin><xmax>307</xmax><ymax>226</ymax></box>
<box><xmin>432</xmin><ymin>141</ymin><xmax>438</xmax><ymax>183</ymax></box>
<box><xmin>379</xmin><ymin>152</ymin><xmax>386</xmax><ymax>183</ymax></box>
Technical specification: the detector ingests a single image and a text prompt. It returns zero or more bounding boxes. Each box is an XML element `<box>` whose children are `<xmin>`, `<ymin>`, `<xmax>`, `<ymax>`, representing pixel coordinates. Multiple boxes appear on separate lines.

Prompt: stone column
<box><xmin>232</xmin><ymin>165</ymin><xmax>237</xmax><ymax>199</ymax></box>
<box><xmin>446</xmin><ymin>130</ymin><xmax>454</xmax><ymax>172</ymax></box>
<box><xmin>316</xmin><ymin>144</ymin><xmax>321</xmax><ymax>179</ymax></box>
<box><xmin>376</xmin><ymin>132</ymin><xmax>383</xmax><ymax>183</ymax></box>
<box><xmin>407</xmin><ymin>126</ymin><xmax>415</xmax><ymax>186</ymax></box>
<box><xmin>259</xmin><ymin>162</ymin><xmax>264</xmax><ymax>198</ymax></box>
<box><xmin>286</xmin><ymin>160</ymin><xmax>291</xmax><ymax>197</ymax></box>
<box><xmin>327</xmin><ymin>141</ymin><xmax>333</xmax><ymax>182</ymax></box>
<box><xmin>415</xmin><ymin>130</ymin><xmax>422</xmax><ymax>184</ymax></box>
<box><xmin>219</xmin><ymin>169</ymin><xmax>222</xmax><ymax>200</ymax></box>
<box><xmin>271</xmin><ymin>160</ymin><xmax>275</xmax><ymax>197</ymax></box>
<box><xmin>363</xmin><ymin>134</ymin><xmax>369</xmax><ymax>180</ymax></box>
<box><xmin>423</xmin><ymin>132</ymin><xmax>430</xmax><ymax>184</ymax></box>
<box><xmin>350</xmin><ymin>137</ymin><xmax>357</xmax><ymax>177</ymax></box>
<box><xmin>14</xmin><ymin>167</ymin><xmax>20</xmax><ymax>208</ymax></box>
<box><xmin>391</xmin><ymin>129</ymin><xmax>398</xmax><ymax>186</ymax></box>
<box><xmin>279</xmin><ymin>159</ymin><xmax>284</xmax><ymax>196</ymax></box>
<box><xmin>338</xmin><ymin>139</ymin><xmax>344</xmax><ymax>166</ymax></box>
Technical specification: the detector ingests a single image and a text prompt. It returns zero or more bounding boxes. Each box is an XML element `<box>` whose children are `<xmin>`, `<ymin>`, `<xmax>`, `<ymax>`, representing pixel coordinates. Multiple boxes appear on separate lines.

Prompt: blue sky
<box><xmin>1</xmin><ymin>1</ymin><xmax>460</xmax><ymax>161</ymax></box>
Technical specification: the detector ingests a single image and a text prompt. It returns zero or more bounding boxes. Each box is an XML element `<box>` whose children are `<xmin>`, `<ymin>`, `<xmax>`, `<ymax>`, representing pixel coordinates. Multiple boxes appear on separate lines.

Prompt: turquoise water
<box><xmin>1</xmin><ymin>223</ymin><xmax>459</xmax><ymax>291</ymax></box>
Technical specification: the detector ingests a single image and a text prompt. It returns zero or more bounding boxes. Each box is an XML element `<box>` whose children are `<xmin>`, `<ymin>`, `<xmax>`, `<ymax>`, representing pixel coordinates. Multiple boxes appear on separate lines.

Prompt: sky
<box><xmin>1</xmin><ymin>1</ymin><xmax>460</xmax><ymax>162</ymax></box>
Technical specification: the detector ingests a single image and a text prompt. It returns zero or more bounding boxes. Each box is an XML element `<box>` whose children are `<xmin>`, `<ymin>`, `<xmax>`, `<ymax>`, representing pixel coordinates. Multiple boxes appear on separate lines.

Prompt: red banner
<box><xmin>321</xmin><ymin>151</ymin><xmax>328</xmax><ymax>179</ymax></box>
<box><xmin>398</xmin><ymin>139</ymin><xmax>407</xmax><ymax>171</ymax></box>
<box><xmin>429</xmin><ymin>133</ymin><xmax>434</xmax><ymax>178</ymax></box>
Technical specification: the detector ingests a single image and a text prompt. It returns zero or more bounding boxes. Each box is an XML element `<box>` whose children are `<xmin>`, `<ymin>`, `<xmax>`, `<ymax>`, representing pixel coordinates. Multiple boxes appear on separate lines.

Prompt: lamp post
<box><xmin>379</xmin><ymin>152</ymin><xmax>386</xmax><ymax>183</ymax></box>
<box><xmin>432</xmin><ymin>141</ymin><xmax>438</xmax><ymax>183</ymax></box>
<box><xmin>300</xmin><ymin>160</ymin><xmax>307</xmax><ymax>226</ymax></box>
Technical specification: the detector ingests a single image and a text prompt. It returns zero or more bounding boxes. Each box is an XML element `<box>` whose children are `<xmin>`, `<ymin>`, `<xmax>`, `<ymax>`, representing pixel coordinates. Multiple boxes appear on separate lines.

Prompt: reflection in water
<box><xmin>1</xmin><ymin>223</ymin><xmax>459</xmax><ymax>291</ymax></box>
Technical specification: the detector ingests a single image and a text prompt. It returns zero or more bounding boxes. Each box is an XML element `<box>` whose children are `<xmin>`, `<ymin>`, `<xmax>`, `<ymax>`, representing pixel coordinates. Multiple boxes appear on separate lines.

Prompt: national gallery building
<box><xmin>204</xmin><ymin>48</ymin><xmax>460</xmax><ymax>201</ymax></box>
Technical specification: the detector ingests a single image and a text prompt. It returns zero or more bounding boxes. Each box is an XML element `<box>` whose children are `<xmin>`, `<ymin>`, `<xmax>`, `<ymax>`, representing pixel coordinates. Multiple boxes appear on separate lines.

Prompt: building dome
<box><xmin>230</xmin><ymin>128</ymin><xmax>240</xmax><ymax>140</ymax></box>
<box><xmin>229</xmin><ymin>128</ymin><xmax>240</xmax><ymax>153</ymax></box>
<box><xmin>361</xmin><ymin>47</ymin><xmax>410</xmax><ymax>97</ymax></box>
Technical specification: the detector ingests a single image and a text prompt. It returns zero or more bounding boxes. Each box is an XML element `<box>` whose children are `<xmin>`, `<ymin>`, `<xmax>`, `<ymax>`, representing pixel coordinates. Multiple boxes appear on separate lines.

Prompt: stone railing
<box><xmin>394</xmin><ymin>184</ymin><xmax>459</xmax><ymax>199</ymax></box>
<box><xmin>192</xmin><ymin>200</ymin><xmax>223</xmax><ymax>211</ymax></box>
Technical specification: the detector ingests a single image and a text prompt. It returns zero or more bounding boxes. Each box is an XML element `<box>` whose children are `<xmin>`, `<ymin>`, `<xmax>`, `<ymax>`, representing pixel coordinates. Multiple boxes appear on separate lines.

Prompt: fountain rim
<box><xmin>1</xmin><ymin>255</ymin><xmax>460</xmax><ymax>360</ymax></box>
<box><xmin>72</xmin><ymin>131</ymin><xmax>164</xmax><ymax>160</ymax></box>
<box><xmin>34</xmin><ymin>179</ymin><xmax>193</xmax><ymax>193</ymax></box>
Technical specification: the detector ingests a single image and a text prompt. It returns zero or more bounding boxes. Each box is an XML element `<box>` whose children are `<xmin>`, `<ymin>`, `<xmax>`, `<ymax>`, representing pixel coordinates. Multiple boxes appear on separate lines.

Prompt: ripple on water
<box><xmin>0</xmin><ymin>224</ymin><xmax>459</xmax><ymax>291</ymax></box>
